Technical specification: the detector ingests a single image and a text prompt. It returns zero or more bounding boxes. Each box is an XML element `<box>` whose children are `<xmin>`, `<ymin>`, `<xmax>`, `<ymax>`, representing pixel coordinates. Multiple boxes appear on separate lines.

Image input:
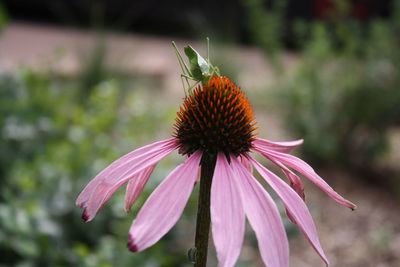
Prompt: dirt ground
<box><xmin>289</xmin><ymin>169</ymin><xmax>400</xmax><ymax>267</ymax></box>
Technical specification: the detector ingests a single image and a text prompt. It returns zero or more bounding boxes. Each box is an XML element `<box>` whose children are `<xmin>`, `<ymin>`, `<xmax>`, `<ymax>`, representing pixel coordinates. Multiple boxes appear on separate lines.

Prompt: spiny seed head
<box><xmin>174</xmin><ymin>76</ymin><xmax>257</xmax><ymax>157</ymax></box>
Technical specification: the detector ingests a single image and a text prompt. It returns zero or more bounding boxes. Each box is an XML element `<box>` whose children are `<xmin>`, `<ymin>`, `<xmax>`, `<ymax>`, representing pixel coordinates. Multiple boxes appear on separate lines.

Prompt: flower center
<box><xmin>174</xmin><ymin>76</ymin><xmax>257</xmax><ymax>156</ymax></box>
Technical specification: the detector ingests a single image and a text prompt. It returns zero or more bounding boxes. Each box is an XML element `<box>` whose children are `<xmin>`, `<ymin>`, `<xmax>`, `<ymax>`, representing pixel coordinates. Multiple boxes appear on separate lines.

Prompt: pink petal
<box><xmin>230</xmin><ymin>157</ymin><xmax>289</xmax><ymax>267</ymax></box>
<box><xmin>253</xmin><ymin>137</ymin><xmax>304</xmax><ymax>153</ymax></box>
<box><xmin>270</xmin><ymin>158</ymin><xmax>305</xmax><ymax>200</ymax></box>
<box><xmin>77</xmin><ymin>138</ymin><xmax>175</xmax><ymax>207</ymax></box>
<box><xmin>239</xmin><ymin>155</ymin><xmax>253</xmax><ymax>174</ymax></box>
<box><xmin>276</xmin><ymin>163</ymin><xmax>305</xmax><ymax>225</ymax></box>
<box><xmin>270</xmin><ymin>158</ymin><xmax>305</xmax><ymax>224</ymax></box>
<box><xmin>254</xmin><ymin>146</ymin><xmax>357</xmax><ymax>210</ymax></box>
<box><xmin>251</xmin><ymin>157</ymin><xmax>329</xmax><ymax>266</ymax></box>
<box><xmin>128</xmin><ymin>151</ymin><xmax>202</xmax><ymax>252</ymax></box>
<box><xmin>125</xmin><ymin>164</ymin><xmax>156</xmax><ymax>212</ymax></box>
<box><xmin>76</xmin><ymin>138</ymin><xmax>177</xmax><ymax>222</ymax></box>
<box><xmin>211</xmin><ymin>154</ymin><xmax>245</xmax><ymax>267</ymax></box>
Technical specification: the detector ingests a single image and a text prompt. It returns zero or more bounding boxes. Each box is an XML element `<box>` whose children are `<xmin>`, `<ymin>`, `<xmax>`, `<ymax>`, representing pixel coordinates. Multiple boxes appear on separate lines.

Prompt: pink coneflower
<box><xmin>77</xmin><ymin>46</ymin><xmax>356</xmax><ymax>267</ymax></box>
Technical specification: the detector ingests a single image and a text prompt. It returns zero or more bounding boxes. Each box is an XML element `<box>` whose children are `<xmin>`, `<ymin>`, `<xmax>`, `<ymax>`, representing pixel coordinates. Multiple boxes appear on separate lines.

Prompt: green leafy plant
<box><xmin>247</xmin><ymin>0</ymin><xmax>400</xmax><ymax>187</ymax></box>
<box><xmin>0</xmin><ymin>68</ymin><xmax>192</xmax><ymax>266</ymax></box>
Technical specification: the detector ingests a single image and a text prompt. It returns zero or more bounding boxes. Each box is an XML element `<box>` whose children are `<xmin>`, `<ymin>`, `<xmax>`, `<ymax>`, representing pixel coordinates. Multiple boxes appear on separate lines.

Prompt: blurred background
<box><xmin>0</xmin><ymin>0</ymin><xmax>399</xmax><ymax>266</ymax></box>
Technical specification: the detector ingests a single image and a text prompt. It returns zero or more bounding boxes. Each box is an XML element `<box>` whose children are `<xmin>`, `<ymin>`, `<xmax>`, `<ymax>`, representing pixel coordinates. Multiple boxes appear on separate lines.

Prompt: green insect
<box><xmin>172</xmin><ymin>38</ymin><xmax>220</xmax><ymax>96</ymax></box>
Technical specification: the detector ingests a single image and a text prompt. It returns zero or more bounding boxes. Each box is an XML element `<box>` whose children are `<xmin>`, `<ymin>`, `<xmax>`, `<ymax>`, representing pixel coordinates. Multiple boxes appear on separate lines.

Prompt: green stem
<box><xmin>193</xmin><ymin>153</ymin><xmax>217</xmax><ymax>267</ymax></box>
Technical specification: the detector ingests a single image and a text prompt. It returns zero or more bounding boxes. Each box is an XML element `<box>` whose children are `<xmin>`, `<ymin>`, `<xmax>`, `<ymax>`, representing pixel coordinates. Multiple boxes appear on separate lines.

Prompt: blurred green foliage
<box><xmin>248</xmin><ymin>0</ymin><xmax>400</xmax><ymax>174</ymax></box>
<box><xmin>243</xmin><ymin>0</ymin><xmax>287</xmax><ymax>68</ymax></box>
<box><xmin>0</xmin><ymin>67</ymin><xmax>196</xmax><ymax>266</ymax></box>
<box><xmin>0</xmin><ymin>2</ymin><xmax>8</xmax><ymax>32</ymax></box>
<box><xmin>280</xmin><ymin>20</ymin><xmax>400</xmax><ymax>169</ymax></box>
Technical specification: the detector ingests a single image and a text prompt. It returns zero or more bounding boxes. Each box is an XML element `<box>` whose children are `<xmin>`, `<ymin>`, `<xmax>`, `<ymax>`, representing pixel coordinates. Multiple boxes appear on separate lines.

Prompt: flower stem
<box><xmin>193</xmin><ymin>153</ymin><xmax>217</xmax><ymax>267</ymax></box>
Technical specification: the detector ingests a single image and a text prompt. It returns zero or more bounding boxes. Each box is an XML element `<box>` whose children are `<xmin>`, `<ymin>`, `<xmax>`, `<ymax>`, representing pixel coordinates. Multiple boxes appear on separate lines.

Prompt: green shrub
<box><xmin>0</xmin><ymin>69</ymin><xmax>192</xmax><ymax>266</ymax></box>
<box><xmin>247</xmin><ymin>0</ymin><xmax>400</xmax><ymax>173</ymax></box>
<box><xmin>279</xmin><ymin>18</ymin><xmax>400</xmax><ymax>170</ymax></box>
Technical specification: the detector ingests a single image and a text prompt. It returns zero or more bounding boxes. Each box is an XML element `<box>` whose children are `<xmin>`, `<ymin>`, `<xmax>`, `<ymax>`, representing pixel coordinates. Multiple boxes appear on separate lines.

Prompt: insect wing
<box><xmin>184</xmin><ymin>45</ymin><xmax>210</xmax><ymax>81</ymax></box>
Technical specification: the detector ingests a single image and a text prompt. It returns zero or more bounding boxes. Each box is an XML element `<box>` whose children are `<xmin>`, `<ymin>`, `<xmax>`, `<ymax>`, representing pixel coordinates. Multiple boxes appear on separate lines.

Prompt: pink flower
<box><xmin>77</xmin><ymin>76</ymin><xmax>356</xmax><ymax>267</ymax></box>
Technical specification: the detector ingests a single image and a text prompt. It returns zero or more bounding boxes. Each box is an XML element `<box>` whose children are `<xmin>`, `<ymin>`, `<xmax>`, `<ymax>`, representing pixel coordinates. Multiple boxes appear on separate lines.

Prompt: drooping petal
<box><xmin>251</xmin><ymin>157</ymin><xmax>329</xmax><ymax>266</ymax></box>
<box><xmin>276</xmin><ymin>162</ymin><xmax>305</xmax><ymax>225</ymax></box>
<box><xmin>253</xmin><ymin>137</ymin><xmax>304</xmax><ymax>153</ymax></box>
<box><xmin>76</xmin><ymin>138</ymin><xmax>177</xmax><ymax>222</ymax></box>
<box><xmin>128</xmin><ymin>151</ymin><xmax>201</xmax><ymax>252</ymax></box>
<box><xmin>254</xmin><ymin>146</ymin><xmax>357</xmax><ymax>210</ymax></box>
<box><xmin>230</xmin><ymin>157</ymin><xmax>289</xmax><ymax>267</ymax></box>
<box><xmin>253</xmin><ymin>141</ymin><xmax>305</xmax><ymax>199</ymax></box>
<box><xmin>125</xmin><ymin>165</ymin><xmax>156</xmax><ymax>212</ymax></box>
<box><xmin>77</xmin><ymin>138</ymin><xmax>176</xmax><ymax>208</ymax></box>
<box><xmin>211</xmin><ymin>154</ymin><xmax>245</xmax><ymax>267</ymax></box>
<box><xmin>252</xmin><ymin>142</ymin><xmax>304</xmax><ymax>224</ymax></box>
<box><xmin>270</xmin><ymin>158</ymin><xmax>305</xmax><ymax>200</ymax></box>
<box><xmin>239</xmin><ymin>155</ymin><xmax>253</xmax><ymax>174</ymax></box>
<box><xmin>271</xmin><ymin>158</ymin><xmax>305</xmax><ymax>225</ymax></box>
